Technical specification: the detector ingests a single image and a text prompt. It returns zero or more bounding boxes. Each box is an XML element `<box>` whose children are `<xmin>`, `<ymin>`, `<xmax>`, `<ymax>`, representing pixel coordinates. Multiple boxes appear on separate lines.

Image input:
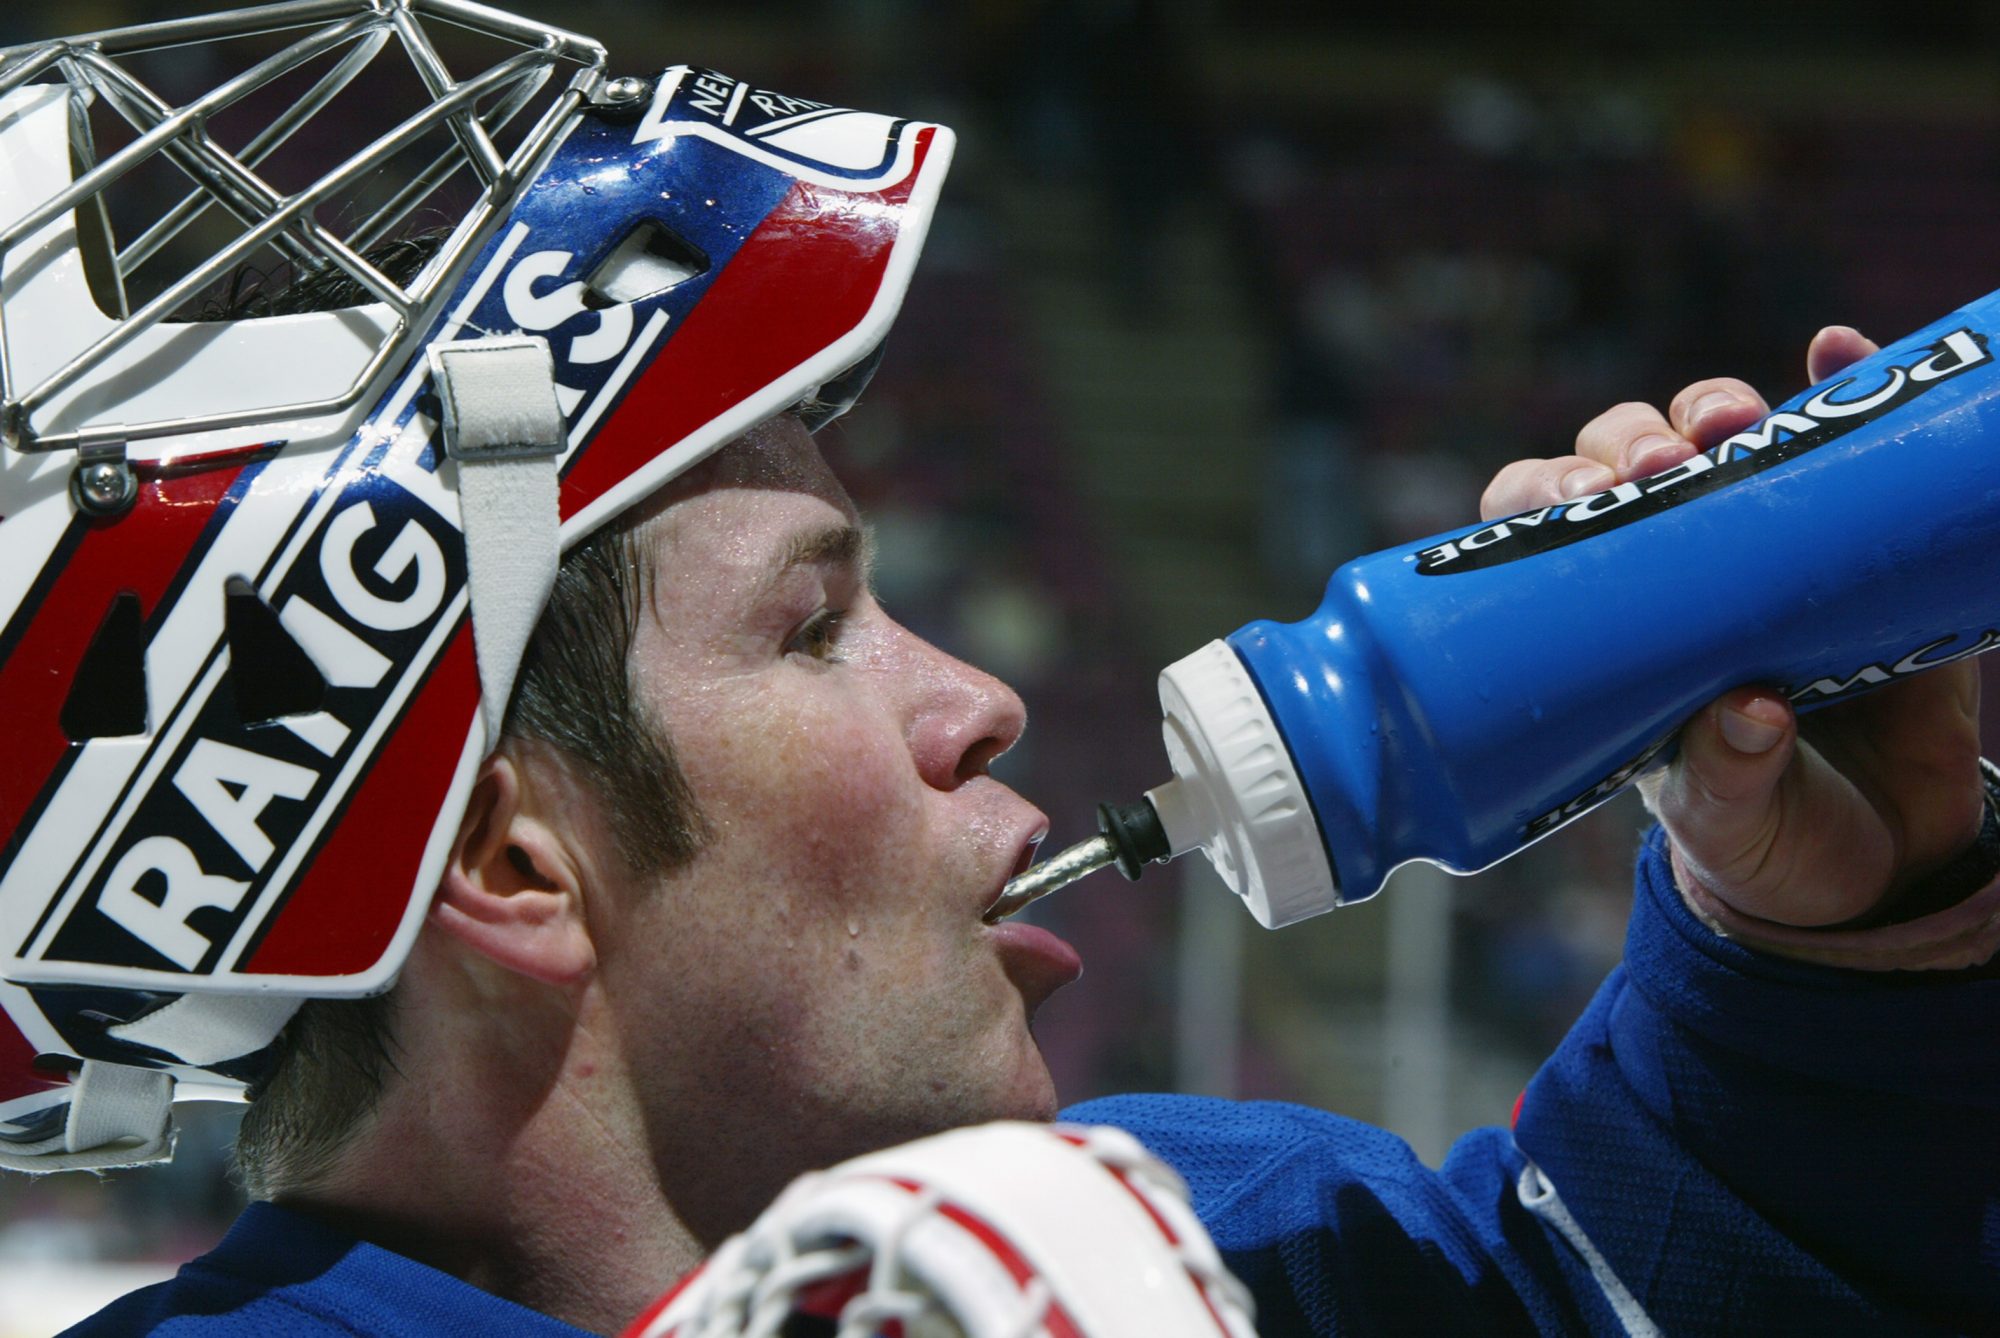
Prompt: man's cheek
<box><xmin>768</xmin><ymin>721</ymin><xmax>918</xmax><ymax>861</ymax></box>
<box><xmin>778</xmin><ymin>714</ymin><xmax>904</xmax><ymax>803</ymax></box>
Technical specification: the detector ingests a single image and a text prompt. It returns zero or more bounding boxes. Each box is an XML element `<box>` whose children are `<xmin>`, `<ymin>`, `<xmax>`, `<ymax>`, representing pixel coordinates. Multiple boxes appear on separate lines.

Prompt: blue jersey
<box><xmin>72</xmin><ymin>828</ymin><xmax>1998</xmax><ymax>1335</ymax></box>
<box><xmin>62</xmin><ymin>1199</ymin><xmax>590</xmax><ymax>1337</ymax></box>
<box><xmin>1070</xmin><ymin>827</ymin><xmax>1998</xmax><ymax>1334</ymax></box>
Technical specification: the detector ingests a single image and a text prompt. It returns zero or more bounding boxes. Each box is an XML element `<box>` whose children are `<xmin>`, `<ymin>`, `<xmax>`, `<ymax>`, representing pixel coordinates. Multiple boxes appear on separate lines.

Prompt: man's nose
<box><xmin>902</xmin><ymin>633</ymin><xmax>1028</xmax><ymax>789</ymax></box>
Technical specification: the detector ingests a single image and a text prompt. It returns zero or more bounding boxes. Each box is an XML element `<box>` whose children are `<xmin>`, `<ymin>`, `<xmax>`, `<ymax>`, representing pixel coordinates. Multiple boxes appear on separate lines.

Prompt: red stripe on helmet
<box><xmin>558</xmin><ymin>128</ymin><xmax>932</xmax><ymax>520</ymax></box>
<box><xmin>0</xmin><ymin>464</ymin><xmax>248</xmax><ymax>859</ymax></box>
<box><xmin>243</xmin><ymin>618</ymin><xmax>479</xmax><ymax>977</ymax></box>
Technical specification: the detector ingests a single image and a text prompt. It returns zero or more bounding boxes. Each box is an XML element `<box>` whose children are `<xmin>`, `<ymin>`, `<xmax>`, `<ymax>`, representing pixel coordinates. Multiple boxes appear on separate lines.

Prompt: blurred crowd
<box><xmin>5</xmin><ymin>0</ymin><xmax>2000</xmax><ymax>1326</ymax></box>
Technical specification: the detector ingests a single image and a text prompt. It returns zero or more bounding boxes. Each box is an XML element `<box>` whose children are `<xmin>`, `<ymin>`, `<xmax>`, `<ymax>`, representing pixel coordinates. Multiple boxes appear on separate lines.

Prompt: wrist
<box><xmin>1672</xmin><ymin>760</ymin><xmax>2000</xmax><ymax>971</ymax></box>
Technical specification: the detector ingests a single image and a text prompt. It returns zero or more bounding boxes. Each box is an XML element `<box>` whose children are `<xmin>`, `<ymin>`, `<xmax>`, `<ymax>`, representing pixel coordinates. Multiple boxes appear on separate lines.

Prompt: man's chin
<box><xmin>1002</xmin><ymin>1044</ymin><xmax>1062</xmax><ymax>1124</ymax></box>
<box><xmin>938</xmin><ymin>1047</ymin><xmax>1060</xmax><ymax>1132</ymax></box>
<box><xmin>1008</xmin><ymin>1085</ymin><xmax>1061</xmax><ymax>1125</ymax></box>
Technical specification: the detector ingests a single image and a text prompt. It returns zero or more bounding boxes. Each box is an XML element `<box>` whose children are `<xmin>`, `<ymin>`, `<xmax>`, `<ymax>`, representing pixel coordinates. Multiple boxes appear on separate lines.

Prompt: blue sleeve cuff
<box><xmin>1622</xmin><ymin>824</ymin><xmax>2000</xmax><ymax>1103</ymax></box>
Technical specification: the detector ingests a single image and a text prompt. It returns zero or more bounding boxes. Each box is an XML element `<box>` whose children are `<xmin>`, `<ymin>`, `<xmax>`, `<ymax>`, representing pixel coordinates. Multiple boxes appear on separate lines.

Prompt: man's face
<box><xmin>584</xmin><ymin>417</ymin><xmax>1080</xmax><ymax>1240</ymax></box>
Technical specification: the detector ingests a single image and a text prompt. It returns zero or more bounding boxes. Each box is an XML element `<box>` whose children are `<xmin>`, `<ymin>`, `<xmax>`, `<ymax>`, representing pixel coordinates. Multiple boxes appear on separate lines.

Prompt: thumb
<box><xmin>1649</xmin><ymin>689</ymin><xmax>1798</xmax><ymax>893</ymax></box>
<box><xmin>1651</xmin><ymin>687</ymin><xmax>1896</xmax><ymax>925</ymax></box>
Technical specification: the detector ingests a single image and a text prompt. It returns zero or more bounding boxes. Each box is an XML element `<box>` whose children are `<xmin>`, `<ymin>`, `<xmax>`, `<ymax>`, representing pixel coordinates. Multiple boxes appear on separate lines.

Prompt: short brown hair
<box><xmin>235</xmin><ymin>511</ymin><xmax>709</xmax><ymax>1197</ymax></box>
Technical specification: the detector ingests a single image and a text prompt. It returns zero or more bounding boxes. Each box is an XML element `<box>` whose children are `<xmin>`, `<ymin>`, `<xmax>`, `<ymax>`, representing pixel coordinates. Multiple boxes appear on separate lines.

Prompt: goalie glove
<box><xmin>623</xmin><ymin>1121</ymin><xmax>1257</xmax><ymax>1338</ymax></box>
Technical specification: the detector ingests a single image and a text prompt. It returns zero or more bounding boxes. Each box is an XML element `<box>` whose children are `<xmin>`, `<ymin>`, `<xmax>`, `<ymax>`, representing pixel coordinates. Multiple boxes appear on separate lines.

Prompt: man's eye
<box><xmin>786</xmin><ymin>609</ymin><xmax>848</xmax><ymax>663</ymax></box>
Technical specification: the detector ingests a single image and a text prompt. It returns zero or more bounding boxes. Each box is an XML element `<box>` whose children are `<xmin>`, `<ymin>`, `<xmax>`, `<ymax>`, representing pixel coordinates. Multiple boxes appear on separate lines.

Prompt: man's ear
<box><xmin>430</xmin><ymin>752</ymin><xmax>596</xmax><ymax>986</ymax></box>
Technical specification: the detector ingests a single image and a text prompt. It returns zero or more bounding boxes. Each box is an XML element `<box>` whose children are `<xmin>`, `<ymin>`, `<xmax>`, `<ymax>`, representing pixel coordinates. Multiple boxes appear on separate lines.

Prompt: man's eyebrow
<box><xmin>776</xmin><ymin>522</ymin><xmax>874</xmax><ymax>578</ymax></box>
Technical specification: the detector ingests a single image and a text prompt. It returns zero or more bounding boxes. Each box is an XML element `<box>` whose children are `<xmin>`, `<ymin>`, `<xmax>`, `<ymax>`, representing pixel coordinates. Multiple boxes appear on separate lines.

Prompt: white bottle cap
<box><xmin>1148</xmin><ymin>640</ymin><xmax>1341</xmax><ymax>928</ymax></box>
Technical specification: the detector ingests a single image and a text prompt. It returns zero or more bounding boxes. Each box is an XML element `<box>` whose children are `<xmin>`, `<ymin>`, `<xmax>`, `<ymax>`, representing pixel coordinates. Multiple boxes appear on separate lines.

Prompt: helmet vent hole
<box><xmin>224</xmin><ymin>578</ymin><xmax>327</xmax><ymax>725</ymax></box>
<box><xmin>584</xmin><ymin>222</ymin><xmax>709</xmax><ymax>308</ymax></box>
<box><xmin>60</xmin><ymin>592</ymin><xmax>149</xmax><ymax>742</ymax></box>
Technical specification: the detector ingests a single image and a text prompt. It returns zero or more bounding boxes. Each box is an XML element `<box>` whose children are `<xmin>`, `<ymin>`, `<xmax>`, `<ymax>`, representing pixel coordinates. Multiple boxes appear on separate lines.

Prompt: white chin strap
<box><xmin>428</xmin><ymin>335</ymin><xmax>566</xmax><ymax>747</ymax></box>
<box><xmin>0</xmin><ymin>993</ymin><xmax>299</xmax><ymax>1173</ymax></box>
<box><xmin>0</xmin><ymin>1060</ymin><xmax>171</xmax><ymax>1173</ymax></box>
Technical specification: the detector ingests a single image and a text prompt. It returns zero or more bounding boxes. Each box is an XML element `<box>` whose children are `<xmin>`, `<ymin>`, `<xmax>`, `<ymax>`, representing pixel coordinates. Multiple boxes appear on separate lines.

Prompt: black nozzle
<box><xmin>1097</xmin><ymin>798</ymin><xmax>1172</xmax><ymax>880</ymax></box>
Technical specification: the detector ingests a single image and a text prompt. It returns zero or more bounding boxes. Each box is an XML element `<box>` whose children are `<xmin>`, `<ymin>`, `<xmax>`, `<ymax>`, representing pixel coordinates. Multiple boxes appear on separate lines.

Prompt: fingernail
<box><xmin>1629</xmin><ymin>440</ymin><xmax>1686</xmax><ymax>475</ymax></box>
<box><xmin>1620</xmin><ymin>433</ymin><xmax>1677</xmax><ymax>472</ymax></box>
<box><xmin>1719</xmin><ymin>705</ymin><xmax>1783</xmax><ymax>754</ymax></box>
<box><xmin>1560</xmin><ymin>464</ymin><xmax>1615</xmax><ymax>497</ymax></box>
<box><xmin>1688</xmin><ymin>391</ymin><xmax>1739</xmax><ymax>426</ymax></box>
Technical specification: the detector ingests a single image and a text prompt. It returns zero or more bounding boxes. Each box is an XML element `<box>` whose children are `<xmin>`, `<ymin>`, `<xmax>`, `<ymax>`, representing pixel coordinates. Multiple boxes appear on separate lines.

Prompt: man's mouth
<box><xmin>979</xmin><ymin>832</ymin><xmax>1043</xmax><ymax>922</ymax></box>
<box><xmin>983</xmin><ymin>832</ymin><xmax>1083</xmax><ymax>996</ymax></box>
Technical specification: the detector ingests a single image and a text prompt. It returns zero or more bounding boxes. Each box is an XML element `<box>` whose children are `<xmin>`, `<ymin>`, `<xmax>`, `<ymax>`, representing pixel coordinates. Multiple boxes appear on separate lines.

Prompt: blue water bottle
<box><xmin>1084</xmin><ymin>295</ymin><xmax>2000</xmax><ymax>928</ymax></box>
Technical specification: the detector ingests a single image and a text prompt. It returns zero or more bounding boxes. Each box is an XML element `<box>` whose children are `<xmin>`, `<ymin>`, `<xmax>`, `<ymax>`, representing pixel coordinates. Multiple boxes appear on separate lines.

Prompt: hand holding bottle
<box><xmin>1480</xmin><ymin>325</ymin><xmax>1987</xmax><ymax>941</ymax></box>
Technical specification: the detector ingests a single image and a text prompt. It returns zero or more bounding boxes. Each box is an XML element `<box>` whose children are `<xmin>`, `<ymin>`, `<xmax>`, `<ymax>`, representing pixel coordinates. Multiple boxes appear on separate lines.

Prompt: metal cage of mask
<box><xmin>0</xmin><ymin>0</ymin><xmax>606</xmax><ymax>506</ymax></box>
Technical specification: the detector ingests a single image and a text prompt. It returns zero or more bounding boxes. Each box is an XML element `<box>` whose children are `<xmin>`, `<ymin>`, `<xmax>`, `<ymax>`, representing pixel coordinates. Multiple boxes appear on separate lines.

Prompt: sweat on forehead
<box><xmin>607</xmin><ymin>415</ymin><xmax>861</xmax><ymax>583</ymax></box>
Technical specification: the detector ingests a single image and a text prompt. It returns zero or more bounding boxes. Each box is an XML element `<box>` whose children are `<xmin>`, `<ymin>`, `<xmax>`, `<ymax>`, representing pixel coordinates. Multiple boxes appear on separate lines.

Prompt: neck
<box><xmin>280</xmin><ymin>946</ymin><xmax>702</xmax><ymax>1335</ymax></box>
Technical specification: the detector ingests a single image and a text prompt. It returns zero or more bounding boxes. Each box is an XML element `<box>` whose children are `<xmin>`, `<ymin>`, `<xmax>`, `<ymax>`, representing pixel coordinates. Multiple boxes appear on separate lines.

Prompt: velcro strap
<box><xmin>0</xmin><ymin>1060</ymin><xmax>173</xmax><ymax>1174</ymax></box>
<box><xmin>107</xmin><ymin>992</ymin><xmax>300</xmax><ymax>1067</ymax></box>
<box><xmin>431</xmin><ymin>335</ymin><xmax>565</xmax><ymax>461</ymax></box>
<box><xmin>428</xmin><ymin>336</ymin><xmax>565</xmax><ymax>745</ymax></box>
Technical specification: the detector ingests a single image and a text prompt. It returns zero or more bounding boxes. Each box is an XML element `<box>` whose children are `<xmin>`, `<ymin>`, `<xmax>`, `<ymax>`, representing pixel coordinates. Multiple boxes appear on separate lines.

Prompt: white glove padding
<box><xmin>623</xmin><ymin>1121</ymin><xmax>1258</xmax><ymax>1338</ymax></box>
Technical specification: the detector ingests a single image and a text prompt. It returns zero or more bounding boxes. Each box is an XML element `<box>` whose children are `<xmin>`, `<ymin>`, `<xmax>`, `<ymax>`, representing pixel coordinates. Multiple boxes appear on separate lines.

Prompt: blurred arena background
<box><xmin>6</xmin><ymin>0</ymin><xmax>2000</xmax><ymax>1330</ymax></box>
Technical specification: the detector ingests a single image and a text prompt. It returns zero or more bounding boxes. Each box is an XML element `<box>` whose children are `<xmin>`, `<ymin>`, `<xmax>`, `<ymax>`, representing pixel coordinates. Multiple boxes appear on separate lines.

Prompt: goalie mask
<box><xmin>0</xmin><ymin>1</ymin><xmax>954</xmax><ymax>1169</ymax></box>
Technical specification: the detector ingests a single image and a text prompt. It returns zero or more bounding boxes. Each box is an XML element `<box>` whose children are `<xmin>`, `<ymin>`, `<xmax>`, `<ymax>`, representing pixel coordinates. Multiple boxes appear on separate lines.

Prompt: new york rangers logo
<box><xmin>633</xmin><ymin>67</ymin><xmax>914</xmax><ymax>184</ymax></box>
